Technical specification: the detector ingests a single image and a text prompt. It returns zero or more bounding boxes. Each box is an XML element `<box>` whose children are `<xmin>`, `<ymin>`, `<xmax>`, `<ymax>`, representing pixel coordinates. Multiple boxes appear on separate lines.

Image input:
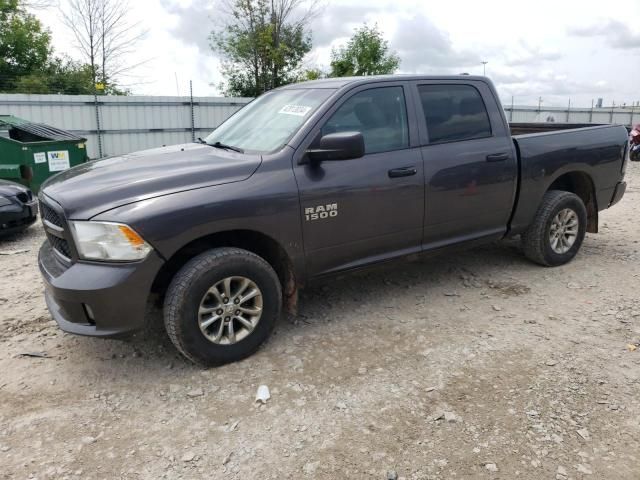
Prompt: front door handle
<box><xmin>486</xmin><ymin>153</ymin><xmax>509</xmax><ymax>162</ymax></box>
<box><xmin>388</xmin><ymin>166</ymin><xmax>417</xmax><ymax>178</ymax></box>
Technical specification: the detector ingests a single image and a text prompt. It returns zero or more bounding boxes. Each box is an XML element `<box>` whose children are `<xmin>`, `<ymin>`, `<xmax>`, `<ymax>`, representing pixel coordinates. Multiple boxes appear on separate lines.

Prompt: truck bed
<box><xmin>508</xmin><ymin>123</ymin><xmax>629</xmax><ymax>235</ymax></box>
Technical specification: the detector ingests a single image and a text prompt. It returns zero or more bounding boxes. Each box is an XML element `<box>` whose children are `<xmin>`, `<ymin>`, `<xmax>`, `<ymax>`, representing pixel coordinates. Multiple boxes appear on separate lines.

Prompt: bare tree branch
<box><xmin>59</xmin><ymin>0</ymin><xmax>147</xmax><ymax>91</ymax></box>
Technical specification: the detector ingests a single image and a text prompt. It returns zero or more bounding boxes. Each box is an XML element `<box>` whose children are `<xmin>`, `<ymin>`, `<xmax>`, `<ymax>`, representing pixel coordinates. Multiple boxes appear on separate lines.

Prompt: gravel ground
<box><xmin>1</xmin><ymin>165</ymin><xmax>640</xmax><ymax>479</ymax></box>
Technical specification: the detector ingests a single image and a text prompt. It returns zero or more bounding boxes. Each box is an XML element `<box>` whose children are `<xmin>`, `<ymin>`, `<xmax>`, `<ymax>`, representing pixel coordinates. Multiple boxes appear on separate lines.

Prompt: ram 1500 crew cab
<box><xmin>38</xmin><ymin>75</ymin><xmax>629</xmax><ymax>365</ymax></box>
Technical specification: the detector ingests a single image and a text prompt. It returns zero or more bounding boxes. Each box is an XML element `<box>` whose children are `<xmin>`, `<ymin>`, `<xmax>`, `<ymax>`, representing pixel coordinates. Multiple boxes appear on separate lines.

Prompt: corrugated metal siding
<box><xmin>0</xmin><ymin>94</ymin><xmax>251</xmax><ymax>158</ymax></box>
<box><xmin>503</xmin><ymin>105</ymin><xmax>638</xmax><ymax>126</ymax></box>
<box><xmin>0</xmin><ymin>93</ymin><xmax>635</xmax><ymax>159</ymax></box>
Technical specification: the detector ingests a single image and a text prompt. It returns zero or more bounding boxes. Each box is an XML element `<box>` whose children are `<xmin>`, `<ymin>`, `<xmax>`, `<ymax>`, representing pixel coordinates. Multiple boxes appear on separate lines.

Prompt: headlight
<box><xmin>70</xmin><ymin>221</ymin><xmax>152</xmax><ymax>261</ymax></box>
<box><xmin>0</xmin><ymin>196</ymin><xmax>12</xmax><ymax>207</ymax></box>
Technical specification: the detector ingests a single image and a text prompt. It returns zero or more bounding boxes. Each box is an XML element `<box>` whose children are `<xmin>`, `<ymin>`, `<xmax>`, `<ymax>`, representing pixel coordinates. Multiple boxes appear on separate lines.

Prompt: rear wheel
<box><xmin>521</xmin><ymin>190</ymin><xmax>587</xmax><ymax>266</ymax></box>
<box><xmin>164</xmin><ymin>247</ymin><xmax>282</xmax><ymax>366</ymax></box>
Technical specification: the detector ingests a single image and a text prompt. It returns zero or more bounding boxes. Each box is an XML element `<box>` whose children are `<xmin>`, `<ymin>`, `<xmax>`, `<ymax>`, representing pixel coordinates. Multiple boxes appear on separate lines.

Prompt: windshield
<box><xmin>205</xmin><ymin>88</ymin><xmax>335</xmax><ymax>154</ymax></box>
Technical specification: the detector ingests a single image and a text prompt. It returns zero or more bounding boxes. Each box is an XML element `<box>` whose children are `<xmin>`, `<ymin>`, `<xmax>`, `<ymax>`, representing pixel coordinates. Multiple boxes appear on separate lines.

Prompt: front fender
<box><xmin>92</xmin><ymin>164</ymin><xmax>306</xmax><ymax>282</ymax></box>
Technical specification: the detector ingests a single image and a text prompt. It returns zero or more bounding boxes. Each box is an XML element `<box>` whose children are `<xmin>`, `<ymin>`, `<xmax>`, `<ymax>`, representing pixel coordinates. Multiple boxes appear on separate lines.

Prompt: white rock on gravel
<box><xmin>186</xmin><ymin>388</ymin><xmax>204</xmax><ymax>398</ymax></box>
<box><xmin>577</xmin><ymin>428</ymin><xmax>590</xmax><ymax>440</ymax></box>
<box><xmin>81</xmin><ymin>436</ymin><xmax>97</xmax><ymax>445</ymax></box>
<box><xmin>181</xmin><ymin>451</ymin><xmax>196</xmax><ymax>462</ymax></box>
<box><xmin>255</xmin><ymin>385</ymin><xmax>270</xmax><ymax>404</ymax></box>
<box><xmin>484</xmin><ymin>463</ymin><xmax>498</xmax><ymax>472</ymax></box>
<box><xmin>556</xmin><ymin>465</ymin><xmax>568</xmax><ymax>479</ymax></box>
<box><xmin>576</xmin><ymin>463</ymin><xmax>593</xmax><ymax>475</ymax></box>
<box><xmin>444</xmin><ymin>411</ymin><xmax>459</xmax><ymax>423</ymax></box>
<box><xmin>302</xmin><ymin>461</ymin><xmax>319</xmax><ymax>475</ymax></box>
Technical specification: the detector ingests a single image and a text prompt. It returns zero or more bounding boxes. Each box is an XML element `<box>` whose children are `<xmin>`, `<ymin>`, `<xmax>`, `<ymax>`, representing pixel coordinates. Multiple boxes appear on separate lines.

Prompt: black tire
<box><xmin>164</xmin><ymin>247</ymin><xmax>282</xmax><ymax>366</ymax></box>
<box><xmin>521</xmin><ymin>190</ymin><xmax>587</xmax><ymax>267</ymax></box>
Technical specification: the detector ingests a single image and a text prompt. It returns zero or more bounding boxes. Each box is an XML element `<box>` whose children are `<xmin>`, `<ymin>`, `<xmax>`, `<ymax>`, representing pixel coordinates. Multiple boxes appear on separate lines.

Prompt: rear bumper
<box><xmin>609</xmin><ymin>181</ymin><xmax>627</xmax><ymax>207</ymax></box>
<box><xmin>38</xmin><ymin>241</ymin><xmax>164</xmax><ymax>338</ymax></box>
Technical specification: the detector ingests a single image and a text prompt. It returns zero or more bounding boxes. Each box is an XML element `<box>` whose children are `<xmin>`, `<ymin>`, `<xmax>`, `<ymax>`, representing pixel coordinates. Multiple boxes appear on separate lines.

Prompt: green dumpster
<box><xmin>0</xmin><ymin>115</ymin><xmax>88</xmax><ymax>193</ymax></box>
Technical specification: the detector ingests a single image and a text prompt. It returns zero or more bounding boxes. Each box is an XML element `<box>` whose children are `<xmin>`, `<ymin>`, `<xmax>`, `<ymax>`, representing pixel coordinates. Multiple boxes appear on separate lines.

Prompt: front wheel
<box><xmin>164</xmin><ymin>247</ymin><xmax>282</xmax><ymax>366</ymax></box>
<box><xmin>521</xmin><ymin>190</ymin><xmax>587</xmax><ymax>267</ymax></box>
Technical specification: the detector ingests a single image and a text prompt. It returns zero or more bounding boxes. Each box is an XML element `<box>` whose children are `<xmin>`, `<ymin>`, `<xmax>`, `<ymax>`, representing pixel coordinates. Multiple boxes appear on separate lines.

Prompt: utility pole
<box><xmin>510</xmin><ymin>95</ymin><xmax>514</xmax><ymax>122</ymax></box>
<box><xmin>189</xmin><ymin>80</ymin><xmax>195</xmax><ymax>142</ymax></box>
<box><xmin>481</xmin><ymin>61</ymin><xmax>488</xmax><ymax>76</ymax></box>
<box><xmin>93</xmin><ymin>86</ymin><xmax>103</xmax><ymax>159</ymax></box>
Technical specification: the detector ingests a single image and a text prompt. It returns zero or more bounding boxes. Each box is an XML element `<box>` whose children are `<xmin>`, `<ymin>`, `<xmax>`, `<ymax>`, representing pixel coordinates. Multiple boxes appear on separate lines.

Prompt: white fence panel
<box><xmin>0</xmin><ymin>94</ymin><xmax>251</xmax><ymax>158</ymax></box>
<box><xmin>504</xmin><ymin>105</ymin><xmax>638</xmax><ymax>127</ymax></box>
<box><xmin>1</xmin><ymin>93</ymin><xmax>636</xmax><ymax>160</ymax></box>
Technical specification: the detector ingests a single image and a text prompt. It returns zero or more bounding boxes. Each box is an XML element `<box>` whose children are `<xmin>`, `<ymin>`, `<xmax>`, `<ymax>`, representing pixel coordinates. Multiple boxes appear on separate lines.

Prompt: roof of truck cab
<box><xmin>278</xmin><ymin>74</ymin><xmax>489</xmax><ymax>89</ymax></box>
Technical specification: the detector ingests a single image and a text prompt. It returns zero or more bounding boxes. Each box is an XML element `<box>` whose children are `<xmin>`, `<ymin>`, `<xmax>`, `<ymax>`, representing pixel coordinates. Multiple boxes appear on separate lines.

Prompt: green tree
<box><xmin>11</xmin><ymin>57</ymin><xmax>93</xmax><ymax>94</ymax></box>
<box><xmin>298</xmin><ymin>67</ymin><xmax>324</xmax><ymax>81</ymax></box>
<box><xmin>330</xmin><ymin>24</ymin><xmax>400</xmax><ymax>77</ymax></box>
<box><xmin>0</xmin><ymin>0</ymin><xmax>52</xmax><ymax>92</ymax></box>
<box><xmin>211</xmin><ymin>0</ymin><xmax>315</xmax><ymax>97</ymax></box>
<box><xmin>0</xmin><ymin>1</ymin><xmax>129</xmax><ymax>94</ymax></box>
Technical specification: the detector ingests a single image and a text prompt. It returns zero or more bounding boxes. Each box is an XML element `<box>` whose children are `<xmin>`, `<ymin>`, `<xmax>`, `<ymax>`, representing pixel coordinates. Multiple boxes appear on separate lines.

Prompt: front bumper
<box><xmin>0</xmin><ymin>200</ymin><xmax>38</xmax><ymax>235</ymax></box>
<box><xmin>609</xmin><ymin>181</ymin><xmax>627</xmax><ymax>207</ymax></box>
<box><xmin>38</xmin><ymin>241</ymin><xmax>164</xmax><ymax>337</ymax></box>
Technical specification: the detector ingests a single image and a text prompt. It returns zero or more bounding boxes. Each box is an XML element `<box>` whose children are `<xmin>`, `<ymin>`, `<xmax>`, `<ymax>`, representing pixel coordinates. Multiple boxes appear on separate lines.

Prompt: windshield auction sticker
<box><xmin>278</xmin><ymin>104</ymin><xmax>312</xmax><ymax>116</ymax></box>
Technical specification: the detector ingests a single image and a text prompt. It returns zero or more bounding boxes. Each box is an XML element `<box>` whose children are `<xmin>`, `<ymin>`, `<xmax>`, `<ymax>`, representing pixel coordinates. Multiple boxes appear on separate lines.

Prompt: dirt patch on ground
<box><xmin>1</xmin><ymin>165</ymin><xmax>640</xmax><ymax>479</ymax></box>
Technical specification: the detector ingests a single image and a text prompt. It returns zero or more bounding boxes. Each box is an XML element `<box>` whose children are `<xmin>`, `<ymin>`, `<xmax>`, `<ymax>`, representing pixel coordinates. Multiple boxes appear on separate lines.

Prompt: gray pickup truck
<box><xmin>38</xmin><ymin>75</ymin><xmax>629</xmax><ymax>365</ymax></box>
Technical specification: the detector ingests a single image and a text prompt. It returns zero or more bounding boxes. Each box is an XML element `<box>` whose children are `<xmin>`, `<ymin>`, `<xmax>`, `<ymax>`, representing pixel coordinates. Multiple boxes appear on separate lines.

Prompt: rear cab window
<box><xmin>418</xmin><ymin>84</ymin><xmax>492</xmax><ymax>144</ymax></box>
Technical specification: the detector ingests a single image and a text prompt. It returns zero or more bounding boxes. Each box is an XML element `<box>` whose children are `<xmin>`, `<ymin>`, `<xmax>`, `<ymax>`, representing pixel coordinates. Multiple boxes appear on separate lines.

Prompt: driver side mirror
<box><xmin>304</xmin><ymin>131</ymin><xmax>365</xmax><ymax>163</ymax></box>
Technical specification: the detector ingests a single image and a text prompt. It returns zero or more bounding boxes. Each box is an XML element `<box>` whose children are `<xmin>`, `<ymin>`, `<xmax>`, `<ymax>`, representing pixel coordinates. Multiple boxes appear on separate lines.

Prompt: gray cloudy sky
<box><xmin>41</xmin><ymin>0</ymin><xmax>639</xmax><ymax>106</ymax></box>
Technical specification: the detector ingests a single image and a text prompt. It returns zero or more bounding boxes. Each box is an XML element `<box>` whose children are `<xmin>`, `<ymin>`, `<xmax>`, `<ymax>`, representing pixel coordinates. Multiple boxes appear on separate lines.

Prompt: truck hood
<box><xmin>41</xmin><ymin>144</ymin><xmax>262</xmax><ymax>219</ymax></box>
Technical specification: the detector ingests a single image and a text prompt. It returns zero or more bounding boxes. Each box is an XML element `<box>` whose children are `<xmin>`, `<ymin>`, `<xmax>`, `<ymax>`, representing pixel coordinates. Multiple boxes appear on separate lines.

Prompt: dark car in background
<box><xmin>0</xmin><ymin>179</ymin><xmax>37</xmax><ymax>236</ymax></box>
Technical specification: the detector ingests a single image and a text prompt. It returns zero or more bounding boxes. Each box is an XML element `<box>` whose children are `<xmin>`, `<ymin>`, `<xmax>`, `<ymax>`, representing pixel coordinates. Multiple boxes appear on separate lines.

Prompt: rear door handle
<box><xmin>388</xmin><ymin>166</ymin><xmax>417</xmax><ymax>178</ymax></box>
<box><xmin>486</xmin><ymin>153</ymin><xmax>509</xmax><ymax>162</ymax></box>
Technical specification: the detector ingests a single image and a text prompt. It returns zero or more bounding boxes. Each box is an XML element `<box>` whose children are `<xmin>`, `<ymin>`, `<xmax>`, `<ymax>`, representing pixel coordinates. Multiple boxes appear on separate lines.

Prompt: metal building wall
<box><xmin>1</xmin><ymin>93</ymin><xmax>636</xmax><ymax>160</ymax></box>
<box><xmin>503</xmin><ymin>105</ymin><xmax>638</xmax><ymax>126</ymax></box>
<box><xmin>0</xmin><ymin>94</ymin><xmax>251</xmax><ymax>159</ymax></box>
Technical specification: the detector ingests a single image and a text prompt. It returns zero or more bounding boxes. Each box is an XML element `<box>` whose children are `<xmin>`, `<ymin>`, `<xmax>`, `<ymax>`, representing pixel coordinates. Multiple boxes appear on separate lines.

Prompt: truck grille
<box><xmin>39</xmin><ymin>197</ymin><xmax>72</xmax><ymax>260</ymax></box>
<box><xmin>40</xmin><ymin>201</ymin><xmax>62</xmax><ymax>226</ymax></box>
<box><xmin>48</xmin><ymin>233</ymin><xmax>72</xmax><ymax>258</ymax></box>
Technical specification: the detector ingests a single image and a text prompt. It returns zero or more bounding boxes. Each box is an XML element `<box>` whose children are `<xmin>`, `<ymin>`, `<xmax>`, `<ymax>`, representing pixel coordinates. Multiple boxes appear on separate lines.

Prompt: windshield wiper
<box><xmin>209</xmin><ymin>141</ymin><xmax>244</xmax><ymax>153</ymax></box>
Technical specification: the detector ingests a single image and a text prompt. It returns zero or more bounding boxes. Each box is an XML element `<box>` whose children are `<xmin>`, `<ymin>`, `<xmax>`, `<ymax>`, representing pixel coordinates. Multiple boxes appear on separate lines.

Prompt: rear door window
<box><xmin>322</xmin><ymin>86</ymin><xmax>409</xmax><ymax>154</ymax></box>
<box><xmin>418</xmin><ymin>84</ymin><xmax>492</xmax><ymax>144</ymax></box>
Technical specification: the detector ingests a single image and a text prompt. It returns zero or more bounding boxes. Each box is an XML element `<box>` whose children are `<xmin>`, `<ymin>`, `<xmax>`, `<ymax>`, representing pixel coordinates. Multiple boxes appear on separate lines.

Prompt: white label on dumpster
<box><xmin>47</xmin><ymin>150</ymin><xmax>70</xmax><ymax>171</ymax></box>
<box><xmin>34</xmin><ymin>152</ymin><xmax>46</xmax><ymax>164</ymax></box>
